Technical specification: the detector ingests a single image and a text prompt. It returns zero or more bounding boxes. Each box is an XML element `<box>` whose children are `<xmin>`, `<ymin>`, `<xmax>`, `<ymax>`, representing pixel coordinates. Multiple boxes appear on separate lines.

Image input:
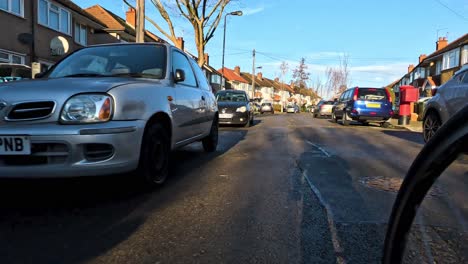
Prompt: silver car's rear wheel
<box><xmin>423</xmin><ymin>112</ymin><xmax>441</xmax><ymax>142</ymax></box>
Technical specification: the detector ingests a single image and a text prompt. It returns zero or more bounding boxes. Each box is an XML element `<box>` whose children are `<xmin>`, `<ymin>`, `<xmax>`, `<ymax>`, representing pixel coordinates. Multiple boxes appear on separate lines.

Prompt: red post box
<box><xmin>398</xmin><ymin>85</ymin><xmax>419</xmax><ymax>125</ymax></box>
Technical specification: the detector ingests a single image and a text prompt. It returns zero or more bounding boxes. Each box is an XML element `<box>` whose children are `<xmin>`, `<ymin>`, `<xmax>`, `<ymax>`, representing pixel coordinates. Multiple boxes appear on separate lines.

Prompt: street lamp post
<box><xmin>221</xmin><ymin>10</ymin><xmax>243</xmax><ymax>90</ymax></box>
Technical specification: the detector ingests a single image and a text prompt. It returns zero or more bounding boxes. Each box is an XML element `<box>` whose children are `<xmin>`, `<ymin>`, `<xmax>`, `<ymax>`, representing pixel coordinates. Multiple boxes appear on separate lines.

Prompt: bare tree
<box><xmin>324</xmin><ymin>55</ymin><xmax>350</xmax><ymax>98</ymax></box>
<box><xmin>292</xmin><ymin>57</ymin><xmax>310</xmax><ymax>92</ymax></box>
<box><xmin>124</xmin><ymin>0</ymin><xmax>232</xmax><ymax>66</ymax></box>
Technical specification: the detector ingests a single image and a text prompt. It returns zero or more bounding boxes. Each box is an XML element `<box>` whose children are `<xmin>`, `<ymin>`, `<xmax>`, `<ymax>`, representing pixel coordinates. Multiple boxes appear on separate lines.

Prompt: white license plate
<box><xmin>0</xmin><ymin>136</ymin><xmax>31</xmax><ymax>155</ymax></box>
<box><xmin>219</xmin><ymin>113</ymin><xmax>233</xmax><ymax>119</ymax></box>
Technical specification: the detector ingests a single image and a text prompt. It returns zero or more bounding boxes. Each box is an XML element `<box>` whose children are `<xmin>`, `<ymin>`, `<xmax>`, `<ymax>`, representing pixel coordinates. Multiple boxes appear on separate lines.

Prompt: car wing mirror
<box><xmin>174</xmin><ymin>69</ymin><xmax>185</xmax><ymax>83</ymax></box>
<box><xmin>34</xmin><ymin>72</ymin><xmax>47</xmax><ymax>79</ymax></box>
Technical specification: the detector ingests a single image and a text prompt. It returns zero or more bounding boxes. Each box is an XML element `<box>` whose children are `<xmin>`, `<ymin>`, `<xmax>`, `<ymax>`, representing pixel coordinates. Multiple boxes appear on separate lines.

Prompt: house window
<box><xmin>74</xmin><ymin>23</ymin><xmax>87</xmax><ymax>46</ymax></box>
<box><xmin>462</xmin><ymin>45</ymin><xmax>468</xmax><ymax>65</ymax></box>
<box><xmin>0</xmin><ymin>0</ymin><xmax>23</xmax><ymax>16</ymax></box>
<box><xmin>38</xmin><ymin>0</ymin><xmax>71</xmax><ymax>35</ymax></box>
<box><xmin>211</xmin><ymin>74</ymin><xmax>221</xmax><ymax>84</ymax></box>
<box><xmin>442</xmin><ymin>48</ymin><xmax>460</xmax><ymax>70</ymax></box>
<box><xmin>436</xmin><ymin>60</ymin><xmax>441</xmax><ymax>75</ymax></box>
<box><xmin>0</xmin><ymin>49</ymin><xmax>25</xmax><ymax>64</ymax></box>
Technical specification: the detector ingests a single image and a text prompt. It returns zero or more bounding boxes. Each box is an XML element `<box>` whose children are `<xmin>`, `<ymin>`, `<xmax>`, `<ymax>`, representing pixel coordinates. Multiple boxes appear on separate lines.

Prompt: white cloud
<box><xmin>242</xmin><ymin>6</ymin><xmax>265</xmax><ymax>16</ymax></box>
<box><xmin>307</xmin><ymin>51</ymin><xmax>347</xmax><ymax>60</ymax></box>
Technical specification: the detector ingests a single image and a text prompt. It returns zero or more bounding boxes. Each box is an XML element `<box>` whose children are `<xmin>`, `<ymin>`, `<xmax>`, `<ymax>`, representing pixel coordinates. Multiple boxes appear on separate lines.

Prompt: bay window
<box><xmin>0</xmin><ymin>0</ymin><xmax>23</xmax><ymax>17</ymax></box>
<box><xmin>38</xmin><ymin>0</ymin><xmax>71</xmax><ymax>35</ymax></box>
<box><xmin>442</xmin><ymin>49</ymin><xmax>460</xmax><ymax>70</ymax></box>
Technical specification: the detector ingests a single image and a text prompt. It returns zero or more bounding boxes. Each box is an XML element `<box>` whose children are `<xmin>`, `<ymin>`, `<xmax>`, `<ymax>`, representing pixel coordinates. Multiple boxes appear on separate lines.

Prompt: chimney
<box><xmin>204</xmin><ymin>53</ymin><xmax>209</xmax><ymax>65</ymax></box>
<box><xmin>176</xmin><ymin>37</ymin><xmax>185</xmax><ymax>50</ymax></box>
<box><xmin>257</xmin><ymin>72</ymin><xmax>262</xmax><ymax>80</ymax></box>
<box><xmin>408</xmin><ymin>64</ymin><xmax>415</xmax><ymax>73</ymax></box>
<box><xmin>234</xmin><ymin>66</ymin><xmax>240</xmax><ymax>75</ymax></box>
<box><xmin>274</xmin><ymin>77</ymin><xmax>279</xmax><ymax>82</ymax></box>
<box><xmin>436</xmin><ymin>37</ymin><xmax>448</xmax><ymax>51</ymax></box>
<box><xmin>419</xmin><ymin>54</ymin><xmax>427</xmax><ymax>63</ymax></box>
<box><xmin>126</xmin><ymin>7</ymin><xmax>136</xmax><ymax>27</ymax></box>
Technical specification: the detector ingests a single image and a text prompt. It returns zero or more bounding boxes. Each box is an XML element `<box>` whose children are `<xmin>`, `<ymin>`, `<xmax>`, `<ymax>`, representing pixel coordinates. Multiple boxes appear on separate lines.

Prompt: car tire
<box><xmin>331</xmin><ymin>112</ymin><xmax>337</xmax><ymax>123</ymax></box>
<box><xmin>137</xmin><ymin>123</ymin><xmax>170</xmax><ymax>187</ymax></box>
<box><xmin>423</xmin><ymin>111</ymin><xmax>441</xmax><ymax>142</ymax></box>
<box><xmin>202</xmin><ymin>117</ymin><xmax>218</xmax><ymax>152</ymax></box>
<box><xmin>261</xmin><ymin>112</ymin><xmax>264</xmax><ymax>114</ymax></box>
<box><xmin>342</xmin><ymin>111</ymin><xmax>350</xmax><ymax>126</ymax></box>
<box><xmin>244</xmin><ymin>114</ymin><xmax>251</xmax><ymax>127</ymax></box>
<box><xmin>381</xmin><ymin>122</ymin><xmax>390</xmax><ymax>128</ymax></box>
<box><xmin>362</xmin><ymin>121</ymin><xmax>369</xmax><ymax>126</ymax></box>
<box><xmin>250</xmin><ymin>114</ymin><xmax>254</xmax><ymax>126</ymax></box>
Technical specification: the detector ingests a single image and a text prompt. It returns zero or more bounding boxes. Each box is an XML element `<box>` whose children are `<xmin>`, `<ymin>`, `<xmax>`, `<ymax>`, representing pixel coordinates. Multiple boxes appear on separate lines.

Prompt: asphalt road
<box><xmin>0</xmin><ymin>113</ymin><xmax>466</xmax><ymax>264</ymax></box>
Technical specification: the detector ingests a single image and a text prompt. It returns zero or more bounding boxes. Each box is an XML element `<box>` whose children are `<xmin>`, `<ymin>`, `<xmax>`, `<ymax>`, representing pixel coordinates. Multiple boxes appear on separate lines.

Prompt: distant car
<box><xmin>260</xmin><ymin>102</ymin><xmax>274</xmax><ymax>114</ymax></box>
<box><xmin>422</xmin><ymin>65</ymin><xmax>468</xmax><ymax>142</ymax></box>
<box><xmin>0</xmin><ymin>63</ymin><xmax>31</xmax><ymax>82</ymax></box>
<box><xmin>313</xmin><ymin>100</ymin><xmax>334</xmax><ymax>118</ymax></box>
<box><xmin>287</xmin><ymin>104</ymin><xmax>299</xmax><ymax>113</ymax></box>
<box><xmin>332</xmin><ymin>87</ymin><xmax>393</xmax><ymax>126</ymax></box>
<box><xmin>0</xmin><ymin>43</ymin><xmax>219</xmax><ymax>187</ymax></box>
<box><xmin>216</xmin><ymin>90</ymin><xmax>254</xmax><ymax>127</ymax></box>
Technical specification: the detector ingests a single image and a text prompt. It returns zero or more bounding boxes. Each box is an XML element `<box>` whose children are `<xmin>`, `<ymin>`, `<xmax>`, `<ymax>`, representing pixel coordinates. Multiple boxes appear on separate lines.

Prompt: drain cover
<box><xmin>359</xmin><ymin>176</ymin><xmax>445</xmax><ymax>197</ymax></box>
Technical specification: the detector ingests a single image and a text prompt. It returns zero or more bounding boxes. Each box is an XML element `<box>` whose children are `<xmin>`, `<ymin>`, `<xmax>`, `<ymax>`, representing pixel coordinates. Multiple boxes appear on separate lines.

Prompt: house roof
<box><xmin>56</xmin><ymin>0</ymin><xmax>105</xmax><ymax>27</ymax></box>
<box><xmin>85</xmin><ymin>5</ymin><xmax>163</xmax><ymax>42</ymax></box>
<box><xmin>425</xmin><ymin>34</ymin><xmax>468</xmax><ymax>61</ymax></box>
<box><xmin>218</xmin><ymin>68</ymin><xmax>249</xmax><ymax>83</ymax></box>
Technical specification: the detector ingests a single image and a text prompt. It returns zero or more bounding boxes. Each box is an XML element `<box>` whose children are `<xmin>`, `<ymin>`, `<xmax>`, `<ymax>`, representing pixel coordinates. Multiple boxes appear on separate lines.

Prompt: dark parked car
<box><xmin>422</xmin><ymin>65</ymin><xmax>468</xmax><ymax>142</ymax></box>
<box><xmin>332</xmin><ymin>87</ymin><xmax>393</xmax><ymax>126</ymax></box>
<box><xmin>0</xmin><ymin>63</ymin><xmax>31</xmax><ymax>82</ymax></box>
<box><xmin>216</xmin><ymin>90</ymin><xmax>254</xmax><ymax>127</ymax></box>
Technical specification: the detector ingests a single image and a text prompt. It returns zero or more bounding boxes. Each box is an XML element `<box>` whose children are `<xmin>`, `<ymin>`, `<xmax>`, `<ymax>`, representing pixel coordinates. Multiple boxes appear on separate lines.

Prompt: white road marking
<box><xmin>302</xmin><ymin>169</ymin><xmax>346</xmax><ymax>264</ymax></box>
<box><xmin>306</xmin><ymin>141</ymin><xmax>331</xmax><ymax>157</ymax></box>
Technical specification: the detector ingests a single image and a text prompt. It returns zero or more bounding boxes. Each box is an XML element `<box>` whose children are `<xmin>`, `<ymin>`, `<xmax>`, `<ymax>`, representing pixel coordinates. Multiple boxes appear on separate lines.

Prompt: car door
<box><xmin>188</xmin><ymin>59</ymin><xmax>216</xmax><ymax>134</ymax></box>
<box><xmin>446</xmin><ymin>71</ymin><xmax>468</xmax><ymax>116</ymax></box>
<box><xmin>171</xmin><ymin>50</ymin><xmax>203</xmax><ymax>143</ymax></box>
<box><xmin>335</xmin><ymin>90</ymin><xmax>348</xmax><ymax>117</ymax></box>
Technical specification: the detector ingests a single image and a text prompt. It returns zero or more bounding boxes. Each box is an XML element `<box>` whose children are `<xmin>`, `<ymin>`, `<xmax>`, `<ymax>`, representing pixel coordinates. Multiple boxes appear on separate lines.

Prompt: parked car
<box><xmin>260</xmin><ymin>102</ymin><xmax>274</xmax><ymax>114</ymax></box>
<box><xmin>0</xmin><ymin>63</ymin><xmax>31</xmax><ymax>82</ymax></box>
<box><xmin>0</xmin><ymin>43</ymin><xmax>219</xmax><ymax>187</ymax></box>
<box><xmin>286</xmin><ymin>104</ymin><xmax>299</xmax><ymax>113</ymax></box>
<box><xmin>422</xmin><ymin>65</ymin><xmax>468</xmax><ymax>142</ymax></box>
<box><xmin>216</xmin><ymin>90</ymin><xmax>254</xmax><ymax>127</ymax></box>
<box><xmin>332</xmin><ymin>87</ymin><xmax>393</xmax><ymax>126</ymax></box>
<box><xmin>313</xmin><ymin>100</ymin><xmax>334</xmax><ymax>118</ymax></box>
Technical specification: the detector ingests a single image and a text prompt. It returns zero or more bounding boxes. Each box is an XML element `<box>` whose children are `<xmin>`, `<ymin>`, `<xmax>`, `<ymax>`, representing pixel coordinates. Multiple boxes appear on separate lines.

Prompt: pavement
<box><xmin>389</xmin><ymin>118</ymin><xmax>423</xmax><ymax>133</ymax></box>
<box><xmin>0</xmin><ymin>114</ymin><xmax>466</xmax><ymax>264</ymax></box>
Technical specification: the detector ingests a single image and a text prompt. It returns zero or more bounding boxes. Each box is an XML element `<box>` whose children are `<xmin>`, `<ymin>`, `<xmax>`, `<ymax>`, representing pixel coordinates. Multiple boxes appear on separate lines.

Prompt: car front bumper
<box><xmin>0</xmin><ymin>121</ymin><xmax>146</xmax><ymax>178</ymax></box>
<box><xmin>219</xmin><ymin>112</ymin><xmax>249</xmax><ymax>125</ymax></box>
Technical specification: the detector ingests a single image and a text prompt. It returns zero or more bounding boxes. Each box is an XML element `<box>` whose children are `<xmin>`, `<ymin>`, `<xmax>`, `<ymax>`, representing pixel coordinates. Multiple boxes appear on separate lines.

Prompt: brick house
<box><xmin>0</xmin><ymin>0</ymin><xmax>118</xmax><ymax>72</ymax></box>
<box><xmin>218</xmin><ymin>66</ymin><xmax>250</xmax><ymax>92</ymax></box>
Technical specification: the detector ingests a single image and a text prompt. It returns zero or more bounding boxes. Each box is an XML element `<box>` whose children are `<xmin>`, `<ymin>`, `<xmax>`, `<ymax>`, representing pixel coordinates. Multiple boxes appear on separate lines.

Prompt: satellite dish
<box><xmin>50</xmin><ymin>36</ymin><xmax>69</xmax><ymax>56</ymax></box>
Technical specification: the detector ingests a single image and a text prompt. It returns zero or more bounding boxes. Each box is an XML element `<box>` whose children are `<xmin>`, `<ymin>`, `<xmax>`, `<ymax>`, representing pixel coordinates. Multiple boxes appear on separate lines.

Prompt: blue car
<box><xmin>332</xmin><ymin>87</ymin><xmax>394</xmax><ymax>126</ymax></box>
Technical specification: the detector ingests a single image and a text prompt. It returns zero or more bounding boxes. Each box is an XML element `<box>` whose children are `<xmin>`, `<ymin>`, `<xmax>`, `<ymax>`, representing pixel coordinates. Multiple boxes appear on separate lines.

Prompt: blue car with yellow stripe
<box><xmin>331</xmin><ymin>87</ymin><xmax>394</xmax><ymax>126</ymax></box>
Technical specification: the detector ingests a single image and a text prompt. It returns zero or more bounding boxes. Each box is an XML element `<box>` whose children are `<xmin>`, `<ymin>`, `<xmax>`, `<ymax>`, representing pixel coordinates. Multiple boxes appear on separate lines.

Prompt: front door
<box><xmin>171</xmin><ymin>50</ymin><xmax>203</xmax><ymax>143</ymax></box>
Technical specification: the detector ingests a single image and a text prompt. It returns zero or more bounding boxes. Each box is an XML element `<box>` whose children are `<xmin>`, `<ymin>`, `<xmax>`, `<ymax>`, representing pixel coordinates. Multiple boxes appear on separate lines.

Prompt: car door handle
<box><xmin>201</xmin><ymin>96</ymin><xmax>206</xmax><ymax>101</ymax></box>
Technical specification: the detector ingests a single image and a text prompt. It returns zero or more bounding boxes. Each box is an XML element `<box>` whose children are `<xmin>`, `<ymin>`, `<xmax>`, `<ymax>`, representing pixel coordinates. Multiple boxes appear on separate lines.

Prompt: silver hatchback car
<box><xmin>423</xmin><ymin>65</ymin><xmax>468</xmax><ymax>142</ymax></box>
<box><xmin>0</xmin><ymin>43</ymin><xmax>218</xmax><ymax>186</ymax></box>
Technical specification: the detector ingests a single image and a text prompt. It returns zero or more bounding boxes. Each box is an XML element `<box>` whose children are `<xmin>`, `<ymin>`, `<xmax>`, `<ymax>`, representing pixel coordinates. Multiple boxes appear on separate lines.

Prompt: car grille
<box><xmin>7</xmin><ymin>101</ymin><xmax>55</xmax><ymax>120</ymax></box>
<box><xmin>0</xmin><ymin>143</ymin><xmax>69</xmax><ymax>166</ymax></box>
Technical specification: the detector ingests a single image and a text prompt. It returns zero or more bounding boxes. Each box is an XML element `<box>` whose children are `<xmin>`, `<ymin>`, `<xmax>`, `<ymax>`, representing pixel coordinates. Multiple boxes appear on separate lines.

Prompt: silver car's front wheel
<box><xmin>423</xmin><ymin>112</ymin><xmax>441</xmax><ymax>142</ymax></box>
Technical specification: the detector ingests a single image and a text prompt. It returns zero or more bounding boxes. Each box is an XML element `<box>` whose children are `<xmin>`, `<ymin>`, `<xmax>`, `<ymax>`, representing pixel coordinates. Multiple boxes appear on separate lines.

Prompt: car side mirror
<box><xmin>34</xmin><ymin>72</ymin><xmax>46</xmax><ymax>79</ymax></box>
<box><xmin>174</xmin><ymin>69</ymin><xmax>185</xmax><ymax>83</ymax></box>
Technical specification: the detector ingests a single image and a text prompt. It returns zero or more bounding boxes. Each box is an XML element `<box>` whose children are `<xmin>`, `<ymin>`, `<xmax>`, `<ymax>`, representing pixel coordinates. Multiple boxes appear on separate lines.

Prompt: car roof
<box><xmin>0</xmin><ymin>63</ymin><xmax>31</xmax><ymax>69</ymax></box>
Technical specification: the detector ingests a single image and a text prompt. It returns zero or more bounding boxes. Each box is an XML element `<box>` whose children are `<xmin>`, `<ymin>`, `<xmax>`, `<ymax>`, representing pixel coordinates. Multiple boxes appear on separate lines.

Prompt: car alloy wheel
<box><xmin>423</xmin><ymin>112</ymin><xmax>441</xmax><ymax>142</ymax></box>
<box><xmin>342</xmin><ymin>111</ymin><xmax>350</xmax><ymax>126</ymax></box>
<box><xmin>331</xmin><ymin>112</ymin><xmax>337</xmax><ymax>123</ymax></box>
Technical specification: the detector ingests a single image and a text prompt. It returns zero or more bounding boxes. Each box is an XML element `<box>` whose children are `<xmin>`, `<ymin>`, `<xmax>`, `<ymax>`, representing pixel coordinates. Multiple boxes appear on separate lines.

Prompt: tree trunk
<box><xmin>194</xmin><ymin>24</ymin><xmax>205</xmax><ymax>66</ymax></box>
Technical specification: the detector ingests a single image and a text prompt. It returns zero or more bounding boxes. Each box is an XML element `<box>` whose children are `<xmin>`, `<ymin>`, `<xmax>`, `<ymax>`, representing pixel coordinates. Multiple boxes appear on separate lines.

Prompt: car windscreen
<box><xmin>357</xmin><ymin>88</ymin><xmax>387</xmax><ymax>101</ymax></box>
<box><xmin>48</xmin><ymin>45</ymin><xmax>167</xmax><ymax>79</ymax></box>
<box><xmin>216</xmin><ymin>92</ymin><xmax>247</xmax><ymax>102</ymax></box>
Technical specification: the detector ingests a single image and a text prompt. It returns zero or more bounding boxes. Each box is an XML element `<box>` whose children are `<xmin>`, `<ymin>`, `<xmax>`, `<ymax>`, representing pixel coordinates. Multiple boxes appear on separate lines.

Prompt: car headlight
<box><xmin>60</xmin><ymin>94</ymin><xmax>113</xmax><ymax>123</ymax></box>
<box><xmin>236</xmin><ymin>106</ymin><xmax>247</xmax><ymax>113</ymax></box>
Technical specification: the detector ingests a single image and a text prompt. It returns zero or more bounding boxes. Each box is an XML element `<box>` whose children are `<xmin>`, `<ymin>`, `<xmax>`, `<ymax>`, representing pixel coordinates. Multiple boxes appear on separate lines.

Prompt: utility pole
<box><xmin>136</xmin><ymin>0</ymin><xmax>145</xmax><ymax>43</ymax></box>
<box><xmin>251</xmin><ymin>49</ymin><xmax>256</xmax><ymax>100</ymax></box>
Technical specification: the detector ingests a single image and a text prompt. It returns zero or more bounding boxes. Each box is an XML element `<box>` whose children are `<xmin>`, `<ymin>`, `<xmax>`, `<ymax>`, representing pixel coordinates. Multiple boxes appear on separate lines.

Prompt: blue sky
<box><xmin>75</xmin><ymin>0</ymin><xmax>467</xmax><ymax>96</ymax></box>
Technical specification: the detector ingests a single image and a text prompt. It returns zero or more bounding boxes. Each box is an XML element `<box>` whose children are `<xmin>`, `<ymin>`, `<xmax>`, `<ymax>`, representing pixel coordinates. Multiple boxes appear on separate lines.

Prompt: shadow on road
<box><xmin>381</xmin><ymin>130</ymin><xmax>424</xmax><ymax>145</ymax></box>
<box><xmin>0</xmin><ymin>130</ymin><xmax>247</xmax><ymax>264</ymax></box>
